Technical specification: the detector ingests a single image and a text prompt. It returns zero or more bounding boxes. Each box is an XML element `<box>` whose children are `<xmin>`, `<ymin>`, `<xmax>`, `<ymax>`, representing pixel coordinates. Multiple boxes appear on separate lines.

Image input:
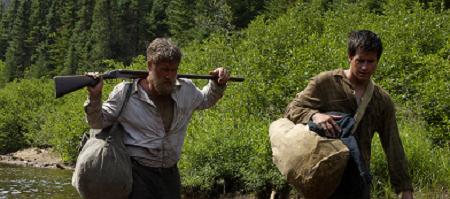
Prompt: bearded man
<box><xmin>85</xmin><ymin>38</ymin><xmax>230</xmax><ymax>199</ymax></box>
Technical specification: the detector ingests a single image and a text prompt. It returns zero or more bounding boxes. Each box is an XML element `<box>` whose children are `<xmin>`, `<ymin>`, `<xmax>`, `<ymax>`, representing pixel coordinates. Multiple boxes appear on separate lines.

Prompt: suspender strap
<box><xmin>351</xmin><ymin>80</ymin><xmax>374</xmax><ymax>135</ymax></box>
<box><xmin>116</xmin><ymin>82</ymin><xmax>133</xmax><ymax>120</ymax></box>
<box><xmin>347</xmin><ymin>80</ymin><xmax>375</xmax><ymax>189</ymax></box>
<box><xmin>108</xmin><ymin>82</ymin><xmax>133</xmax><ymax>140</ymax></box>
<box><xmin>81</xmin><ymin>82</ymin><xmax>133</xmax><ymax>149</ymax></box>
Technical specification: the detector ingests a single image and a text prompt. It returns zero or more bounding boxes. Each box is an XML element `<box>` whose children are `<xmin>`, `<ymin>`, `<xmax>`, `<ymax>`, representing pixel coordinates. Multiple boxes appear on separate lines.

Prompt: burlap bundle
<box><xmin>269</xmin><ymin>118</ymin><xmax>349</xmax><ymax>199</ymax></box>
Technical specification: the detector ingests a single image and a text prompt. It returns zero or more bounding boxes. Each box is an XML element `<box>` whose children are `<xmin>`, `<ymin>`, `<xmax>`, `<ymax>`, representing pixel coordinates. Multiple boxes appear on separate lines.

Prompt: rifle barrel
<box><xmin>113</xmin><ymin>70</ymin><xmax>245</xmax><ymax>82</ymax></box>
<box><xmin>177</xmin><ymin>74</ymin><xmax>245</xmax><ymax>82</ymax></box>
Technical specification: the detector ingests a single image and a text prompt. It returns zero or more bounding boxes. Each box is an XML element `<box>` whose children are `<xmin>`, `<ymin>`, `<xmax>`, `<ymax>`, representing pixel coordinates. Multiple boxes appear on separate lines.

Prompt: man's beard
<box><xmin>152</xmin><ymin>74</ymin><xmax>176</xmax><ymax>95</ymax></box>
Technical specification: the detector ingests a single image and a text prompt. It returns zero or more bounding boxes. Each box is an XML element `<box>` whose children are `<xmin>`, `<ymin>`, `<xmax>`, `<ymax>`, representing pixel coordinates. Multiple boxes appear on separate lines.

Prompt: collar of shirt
<box><xmin>332</xmin><ymin>68</ymin><xmax>354</xmax><ymax>90</ymax></box>
<box><xmin>332</xmin><ymin>68</ymin><xmax>361</xmax><ymax>105</ymax></box>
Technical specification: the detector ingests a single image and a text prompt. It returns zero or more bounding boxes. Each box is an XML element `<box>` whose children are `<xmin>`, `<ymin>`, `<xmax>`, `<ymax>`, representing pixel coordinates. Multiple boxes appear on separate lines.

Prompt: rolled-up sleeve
<box><xmin>194</xmin><ymin>80</ymin><xmax>226</xmax><ymax>110</ymax></box>
<box><xmin>378</xmin><ymin>99</ymin><xmax>413</xmax><ymax>193</ymax></box>
<box><xmin>284</xmin><ymin>77</ymin><xmax>322</xmax><ymax>124</ymax></box>
<box><xmin>84</xmin><ymin>83</ymin><xmax>127</xmax><ymax>129</ymax></box>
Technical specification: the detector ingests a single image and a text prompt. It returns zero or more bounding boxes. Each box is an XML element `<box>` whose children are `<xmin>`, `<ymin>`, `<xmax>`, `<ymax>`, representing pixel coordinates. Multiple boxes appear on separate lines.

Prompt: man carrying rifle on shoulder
<box><xmin>85</xmin><ymin>38</ymin><xmax>230</xmax><ymax>199</ymax></box>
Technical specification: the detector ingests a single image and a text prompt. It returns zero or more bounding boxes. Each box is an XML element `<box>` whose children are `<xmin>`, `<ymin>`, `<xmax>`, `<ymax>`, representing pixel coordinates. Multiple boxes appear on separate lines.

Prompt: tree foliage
<box><xmin>0</xmin><ymin>0</ymin><xmax>270</xmax><ymax>80</ymax></box>
<box><xmin>0</xmin><ymin>0</ymin><xmax>19</xmax><ymax>60</ymax></box>
<box><xmin>4</xmin><ymin>0</ymin><xmax>30</xmax><ymax>81</ymax></box>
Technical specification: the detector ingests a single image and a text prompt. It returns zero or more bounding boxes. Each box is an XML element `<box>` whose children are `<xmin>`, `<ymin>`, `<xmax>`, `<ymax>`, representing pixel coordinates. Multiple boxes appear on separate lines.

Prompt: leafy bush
<box><xmin>39</xmin><ymin>91</ymin><xmax>87</xmax><ymax>162</ymax></box>
<box><xmin>180</xmin><ymin>105</ymin><xmax>284</xmax><ymax>196</ymax></box>
<box><xmin>0</xmin><ymin>79</ymin><xmax>54</xmax><ymax>154</ymax></box>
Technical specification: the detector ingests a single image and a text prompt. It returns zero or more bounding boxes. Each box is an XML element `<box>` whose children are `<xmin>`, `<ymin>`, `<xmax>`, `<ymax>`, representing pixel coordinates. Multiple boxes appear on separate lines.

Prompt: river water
<box><xmin>0</xmin><ymin>163</ymin><xmax>80</xmax><ymax>199</ymax></box>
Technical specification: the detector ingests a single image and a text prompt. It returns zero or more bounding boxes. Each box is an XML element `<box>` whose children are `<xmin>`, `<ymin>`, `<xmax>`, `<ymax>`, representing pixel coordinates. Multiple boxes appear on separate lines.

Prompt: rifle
<box><xmin>53</xmin><ymin>69</ymin><xmax>245</xmax><ymax>98</ymax></box>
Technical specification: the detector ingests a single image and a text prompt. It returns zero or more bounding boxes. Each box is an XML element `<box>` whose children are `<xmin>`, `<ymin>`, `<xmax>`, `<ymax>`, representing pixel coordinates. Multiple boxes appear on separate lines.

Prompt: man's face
<box><xmin>149</xmin><ymin>61</ymin><xmax>179</xmax><ymax>95</ymax></box>
<box><xmin>348</xmin><ymin>49</ymin><xmax>379</xmax><ymax>82</ymax></box>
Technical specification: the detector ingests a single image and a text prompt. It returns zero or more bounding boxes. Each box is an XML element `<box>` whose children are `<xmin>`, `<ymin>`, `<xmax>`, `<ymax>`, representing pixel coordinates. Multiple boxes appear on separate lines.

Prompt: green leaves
<box><xmin>0</xmin><ymin>79</ymin><xmax>54</xmax><ymax>154</ymax></box>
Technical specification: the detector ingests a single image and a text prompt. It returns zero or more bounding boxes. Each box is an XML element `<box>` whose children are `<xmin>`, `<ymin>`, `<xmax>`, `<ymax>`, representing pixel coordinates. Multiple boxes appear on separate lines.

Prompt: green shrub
<box><xmin>39</xmin><ymin>91</ymin><xmax>88</xmax><ymax>163</ymax></box>
<box><xmin>180</xmin><ymin>104</ymin><xmax>284</xmax><ymax>195</ymax></box>
<box><xmin>0</xmin><ymin>79</ymin><xmax>54</xmax><ymax>154</ymax></box>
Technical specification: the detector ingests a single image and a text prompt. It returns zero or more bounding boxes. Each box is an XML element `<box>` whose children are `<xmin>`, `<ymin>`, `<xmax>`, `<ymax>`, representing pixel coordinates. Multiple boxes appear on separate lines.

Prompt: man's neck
<box><xmin>139</xmin><ymin>78</ymin><xmax>161</xmax><ymax>97</ymax></box>
<box><xmin>343</xmin><ymin>69</ymin><xmax>369</xmax><ymax>98</ymax></box>
<box><xmin>344</xmin><ymin>69</ymin><xmax>369</xmax><ymax>89</ymax></box>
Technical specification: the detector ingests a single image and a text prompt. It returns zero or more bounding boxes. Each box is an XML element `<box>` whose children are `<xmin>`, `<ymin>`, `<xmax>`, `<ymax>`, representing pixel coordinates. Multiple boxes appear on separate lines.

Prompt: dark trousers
<box><xmin>129</xmin><ymin>159</ymin><xmax>181</xmax><ymax>199</ymax></box>
<box><xmin>329</xmin><ymin>160</ymin><xmax>370</xmax><ymax>199</ymax></box>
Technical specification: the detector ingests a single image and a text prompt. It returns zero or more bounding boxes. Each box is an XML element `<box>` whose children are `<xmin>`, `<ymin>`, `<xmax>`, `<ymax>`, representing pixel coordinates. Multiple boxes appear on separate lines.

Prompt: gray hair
<box><xmin>146</xmin><ymin>38</ymin><xmax>182</xmax><ymax>65</ymax></box>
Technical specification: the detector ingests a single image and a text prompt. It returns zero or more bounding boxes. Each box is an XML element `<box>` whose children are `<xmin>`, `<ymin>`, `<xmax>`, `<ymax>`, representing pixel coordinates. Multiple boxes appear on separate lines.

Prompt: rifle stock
<box><xmin>54</xmin><ymin>69</ymin><xmax>244</xmax><ymax>98</ymax></box>
<box><xmin>54</xmin><ymin>75</ymin><xmax>99</xmax><ymax>98</ymax></box>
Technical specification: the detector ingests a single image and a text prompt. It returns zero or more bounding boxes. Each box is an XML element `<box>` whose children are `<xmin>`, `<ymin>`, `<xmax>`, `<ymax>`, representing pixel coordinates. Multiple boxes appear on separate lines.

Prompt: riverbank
<box><xmin>0</xmin><ymin>147</ymin><xmax>73</xmax><ymax>170</ymax></box>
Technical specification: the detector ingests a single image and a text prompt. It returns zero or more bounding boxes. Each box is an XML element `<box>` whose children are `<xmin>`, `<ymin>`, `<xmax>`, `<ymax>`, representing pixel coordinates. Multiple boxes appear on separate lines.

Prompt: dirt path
<box><xmin>0</xmin><ymin>147</ymin><xmax>73</xmax><ymax>169</ymax></box>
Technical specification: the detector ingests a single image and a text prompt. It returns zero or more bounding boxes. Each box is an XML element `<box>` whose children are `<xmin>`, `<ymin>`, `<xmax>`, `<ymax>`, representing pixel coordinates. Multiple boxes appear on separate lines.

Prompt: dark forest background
<box><xmin>0</xmin><ymin>0</ymin><xmax>292</xmax><ymax>83</ymax></box>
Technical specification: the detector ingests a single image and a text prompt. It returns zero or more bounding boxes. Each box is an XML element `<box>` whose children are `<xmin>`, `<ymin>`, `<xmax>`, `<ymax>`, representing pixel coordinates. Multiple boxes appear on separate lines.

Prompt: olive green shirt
<box><xmin>284</xmin><ymin>68</ymin><xmax>413</xmax><ymax>193</ymax></box>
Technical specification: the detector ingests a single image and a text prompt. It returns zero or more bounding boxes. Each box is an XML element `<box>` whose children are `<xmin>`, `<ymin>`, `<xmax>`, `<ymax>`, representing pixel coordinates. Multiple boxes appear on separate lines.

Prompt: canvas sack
<box><xmin>72</xmin><ymin>83</ymin><xmax>133</xmax><ymax>199</ymax></box>
<box><xmin>269</xmin><ymin>118</ymin><xmax>349</xmax><ymax>199</ymax></box>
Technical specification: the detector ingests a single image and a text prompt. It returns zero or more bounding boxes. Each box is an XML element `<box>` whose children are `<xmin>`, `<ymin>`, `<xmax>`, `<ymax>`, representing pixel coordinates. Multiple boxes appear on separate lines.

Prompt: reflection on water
<box><xmin>0</xmin><ymin>163</ymin><xmax>80</xmax><ymax>199</ymax></box>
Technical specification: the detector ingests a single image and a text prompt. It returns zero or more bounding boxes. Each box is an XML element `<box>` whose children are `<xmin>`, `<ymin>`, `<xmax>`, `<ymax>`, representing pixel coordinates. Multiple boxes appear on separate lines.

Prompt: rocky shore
<box><xmin>0</xmin><ymin>147</ymin><xmax>73</xmax><ymax>170</ymax></box>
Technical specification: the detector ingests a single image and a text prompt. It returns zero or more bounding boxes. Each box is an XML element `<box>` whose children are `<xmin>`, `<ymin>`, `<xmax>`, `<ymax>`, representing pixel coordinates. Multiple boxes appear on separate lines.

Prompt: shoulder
<box><xmin>114</xmin><ymin>81</ymin><xmax>129</xmax><ymax>90</ymax></box>
<box><xmin>373</xmin><ymin>84</ymin><xmax>393</xmax><ymax>103</ymax></box>
<box><xmin>312</xmin><ymin>69</ymin><xmax>342</xmax><ymax>85</ymax></box>
<box><xmin>113</xmin><ymin>80</ymin><xmax>133</xmax><ymax>92</ymax></box>
<box><xmin>108</xmin><ymin>81</ymin><xmax>132</xmax><ymax>99</ymax></box>
<box><xmin>177</xmin><ymin>78</ymin><xmax>197</xmax><ymax>89</ymax></box>
<box><xmin>372</xmin><ymin>84</ymin><xmax>395</xmax><ymax>111</ymax></box>
<box><xmin>314</xmin><ymin>70</ymin><xmax>335</xmax><ymax>80</ymax></box>
<box><xmin>176</xmin><ymin>78</ymin><xmax>201</xmax><ymax>95</ymax></box>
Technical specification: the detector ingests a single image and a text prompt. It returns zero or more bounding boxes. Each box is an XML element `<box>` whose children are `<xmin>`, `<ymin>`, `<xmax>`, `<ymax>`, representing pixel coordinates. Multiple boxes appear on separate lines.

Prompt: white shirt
<box><xmin>84</xmin><ymin>78</ymin><xmax>226</xmax><ymax>168</ymax></box>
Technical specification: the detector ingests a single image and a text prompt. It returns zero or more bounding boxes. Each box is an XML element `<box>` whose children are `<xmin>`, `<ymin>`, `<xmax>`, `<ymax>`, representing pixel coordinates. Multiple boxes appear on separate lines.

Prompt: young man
<box><xmin>85</xmin><ymin>38</ymin><xmax>230</xmax><ymax>199</ymax></box>
<box><xmin>284</xmin><ymin>30</ymin><xmax>413</xmax><ymax>198</ymax></box>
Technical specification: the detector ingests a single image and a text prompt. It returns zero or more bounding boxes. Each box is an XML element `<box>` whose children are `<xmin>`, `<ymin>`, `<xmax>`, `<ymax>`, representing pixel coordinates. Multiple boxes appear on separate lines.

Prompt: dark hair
<box><xmin>348</xmin><ymin>30</ymin><xmax>383</xmax><ymax>59</ymax></box>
